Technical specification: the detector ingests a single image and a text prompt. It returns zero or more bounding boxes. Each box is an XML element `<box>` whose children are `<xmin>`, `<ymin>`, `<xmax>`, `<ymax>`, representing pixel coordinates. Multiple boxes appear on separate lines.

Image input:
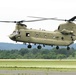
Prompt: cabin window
<box><xmin>44</xmin><ymin>35</ymin><xmax>47</xmax><ymax>38</ymax></box>
<box><xmin>35</xmin><ymin>34</ymin><xmax>39</xmax><ymax>37</ymax></box>
<box><xmin>26</xmin><ymin>33</ymin><xmax>30</xmax><ymax>37</ymax></box>
<box><xmin>53</xmin><ymin>36</ymin><xmax>59</xmax><ymax>39</ymax></box>
<box><xmin>53</xmin><ymin>36</ymin><xmax>55</xmax><ymax>39</ymax></box>
<box><xmin>61</xmin><ymin>37</ymin><xmax>64</xmax><ymax>40</ymax></box>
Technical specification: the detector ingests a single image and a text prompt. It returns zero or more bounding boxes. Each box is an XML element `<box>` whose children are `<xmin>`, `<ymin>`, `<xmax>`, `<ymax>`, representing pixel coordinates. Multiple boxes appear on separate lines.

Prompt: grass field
<box><xmin>0</xmin><ymin>59</ymin><xmax>76</xmax><ymax>71</ymax></box>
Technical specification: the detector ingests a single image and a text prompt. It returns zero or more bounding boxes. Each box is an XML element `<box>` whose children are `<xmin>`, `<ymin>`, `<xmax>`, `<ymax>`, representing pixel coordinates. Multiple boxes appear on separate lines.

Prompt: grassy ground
<box><xmin>0</xmin><ymin>59</ymin><xmax>76</xmax><ymax>71</ymax></box>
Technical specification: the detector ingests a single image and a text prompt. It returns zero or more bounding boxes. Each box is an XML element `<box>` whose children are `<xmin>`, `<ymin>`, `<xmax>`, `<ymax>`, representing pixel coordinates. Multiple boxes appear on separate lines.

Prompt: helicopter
<box><xmin>1</xmin><ymin>16</ymin><xmax>76</xmax><ymax>50</ymax></box>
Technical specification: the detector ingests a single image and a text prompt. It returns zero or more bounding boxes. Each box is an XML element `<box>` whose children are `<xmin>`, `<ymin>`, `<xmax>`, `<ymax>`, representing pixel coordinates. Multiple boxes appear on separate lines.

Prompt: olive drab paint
<box><xmin>9</xmin><ymin>21</ymin><xmax>76</xmax><ymax>50</ymax></box>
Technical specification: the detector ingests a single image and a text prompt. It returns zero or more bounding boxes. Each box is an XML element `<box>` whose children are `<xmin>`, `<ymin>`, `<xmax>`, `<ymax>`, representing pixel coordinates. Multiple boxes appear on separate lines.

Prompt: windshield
<box><xmin>13</xmin><ymin>30</ymin><xmax>20</xmax><ymax>35</ymax></box>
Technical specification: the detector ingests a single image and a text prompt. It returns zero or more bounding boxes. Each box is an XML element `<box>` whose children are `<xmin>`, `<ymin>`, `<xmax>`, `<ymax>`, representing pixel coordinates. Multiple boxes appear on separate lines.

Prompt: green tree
<box><xmin>19</xmin><ymin>48</ymin><xmax>29</xmax><ymax>56</ymax></box>
<box><xmin>57</xmin><ymin>54</ymin><xmax>66</xmax><ymax>59</ymax></box>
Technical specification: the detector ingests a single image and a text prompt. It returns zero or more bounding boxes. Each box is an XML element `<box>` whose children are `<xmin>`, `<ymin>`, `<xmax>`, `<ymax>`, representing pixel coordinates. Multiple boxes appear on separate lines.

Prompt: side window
<box><xmin>44</xmin><ymin>35</ymin><xmax>47</xmax><ymax>38</ymax></box>
<box><xmin>61</xmin><ymin>37</ymin><xmax>64</xmax><ymax>40</ymax></box>
<box><xmin>35</xmin><ymin>34</ymin><xmax>39</xmax><ymax>37</ymax></box>
<box><xmin>26</xmin><ymin>33</ymin><xmax>30</xmax><ymax>37</ymax></box>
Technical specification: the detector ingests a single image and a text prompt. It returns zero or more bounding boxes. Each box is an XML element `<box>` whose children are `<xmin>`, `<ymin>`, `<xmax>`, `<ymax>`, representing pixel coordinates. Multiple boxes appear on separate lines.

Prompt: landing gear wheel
<box><xmin>56</xmin><ymin>46</ymin><xmax>59</xmax><ymax>49</ymax></box>
<box><xmin>37</xmin><ymin>45</ymin><xmax>42</xmax><ymax>49</ymax></box>
<box><xmin>27</xmin><ymin>44</ymin><xmax>32</xmax><ymax>48</ymax></box>
<box><xmin>67</xmin><ymin>46</ymin><xmax>70</xmax><ymax>50</ymax></box>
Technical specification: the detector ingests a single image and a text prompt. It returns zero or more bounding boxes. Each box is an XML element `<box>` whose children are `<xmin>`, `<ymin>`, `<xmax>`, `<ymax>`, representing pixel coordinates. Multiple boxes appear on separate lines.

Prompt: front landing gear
<box><xmin>27</xmin><ymin>44</ymin><xmax>32</xmax><ymax>48</ymax></box>
<box><xmin>37</xmin><ymin>45</ymin><xmax>42</xmax><ymax>49</ymax></box>
<box><xmin>56</xmin><ymin>46</ymin><xmax>59</xmax><ymax>49</ymax></box>
<box><xmin>67</xmin><ymin>46</ymin><xmax>70</xmax><ymax>50</ymax></box>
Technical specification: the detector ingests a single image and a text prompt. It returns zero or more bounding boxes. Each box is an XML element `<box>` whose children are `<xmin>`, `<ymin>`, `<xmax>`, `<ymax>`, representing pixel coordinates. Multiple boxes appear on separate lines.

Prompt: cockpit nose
<box><xmin>9</xmin><ymin>34</ymin><xmax>16</xmax><ymax>41</ymax></box>
<box><xmin>9</xmin><ymin>30</ymin><xmax>19</xmax><ymax>41</ymax></box>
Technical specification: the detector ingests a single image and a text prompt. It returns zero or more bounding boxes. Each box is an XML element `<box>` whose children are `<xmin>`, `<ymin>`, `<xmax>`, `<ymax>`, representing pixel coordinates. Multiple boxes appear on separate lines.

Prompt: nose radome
<box><xmin>9</xmin><ymin>34</ymin><xmax>13</xmax><ymax>39</ymax></box>
<box><xmin>9</xmin><ymin>35</ymin><xmax>12</xmax><ymax>39</ymax></box>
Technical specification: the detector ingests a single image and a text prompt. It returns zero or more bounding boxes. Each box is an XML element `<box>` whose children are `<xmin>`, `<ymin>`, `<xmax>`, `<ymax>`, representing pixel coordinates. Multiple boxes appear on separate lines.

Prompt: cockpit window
<box><xmin>13</xmin><ymin>30</ymin><xmax>20</xmax><ymax>35</ymax></box>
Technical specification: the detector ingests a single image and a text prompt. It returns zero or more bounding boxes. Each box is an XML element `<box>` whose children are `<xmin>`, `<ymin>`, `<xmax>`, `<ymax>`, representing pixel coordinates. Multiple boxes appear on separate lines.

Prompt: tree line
<box><xmin>0</xmin><ymin>48</ymin><xmax>76</xmax><ymax>59</ymax></box>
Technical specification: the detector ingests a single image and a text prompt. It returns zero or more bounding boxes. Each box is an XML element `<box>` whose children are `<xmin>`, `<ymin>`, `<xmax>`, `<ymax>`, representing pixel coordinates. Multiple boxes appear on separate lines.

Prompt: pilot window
<box><xmin>26</xmin><ymin>33</ymin><xmax>30</xmax><ymax>37</ymax></box>
<box><xmin>13</xmin><ymin>30</ymin><xmax>20</xmax><ymax>35</ymax></box>
<box><xmin>18</xmin><ymin>31</ymin><xmax>20</xmax><ymax>34</ymax></box>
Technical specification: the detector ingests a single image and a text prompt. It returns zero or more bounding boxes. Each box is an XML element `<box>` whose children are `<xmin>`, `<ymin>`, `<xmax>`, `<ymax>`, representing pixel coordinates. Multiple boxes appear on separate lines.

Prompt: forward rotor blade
<box><xmin>28</xmin><ymin>16</ymin><xmax>46</xmax><ymax>19</ymax></box>
<box><xmin>0</xmin><ymin>21</ymin><xmax>16</xmax><ymax>23</ymax></box>
<box><xmin>28</xmin><ymin>16</ymin><xmax>68</xmax><ymax>21</ymax></box>
<box><xmin>23</xmin><ymin>19</ymin><xmax>51</xmax><ymax>22</ymax></box>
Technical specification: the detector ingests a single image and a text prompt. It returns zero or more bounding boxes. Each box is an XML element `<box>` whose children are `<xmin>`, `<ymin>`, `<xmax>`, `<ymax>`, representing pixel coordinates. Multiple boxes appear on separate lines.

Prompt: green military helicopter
<box><xmin>1</xmin><ymin>16</ymin><xmax>76</xmax><ymax>50</ymax></box>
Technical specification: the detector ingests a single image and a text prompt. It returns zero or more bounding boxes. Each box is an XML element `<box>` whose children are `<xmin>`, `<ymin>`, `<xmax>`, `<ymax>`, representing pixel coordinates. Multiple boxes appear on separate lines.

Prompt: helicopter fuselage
<box><xmin>9</xmin><ymin>21</ymin><xmax>76</xmax><ymax>50</ymax></box>
<box><xmin>9</xmin><ymin>28</ymin><xmax>73</xmax><ymax>46</ymax></box>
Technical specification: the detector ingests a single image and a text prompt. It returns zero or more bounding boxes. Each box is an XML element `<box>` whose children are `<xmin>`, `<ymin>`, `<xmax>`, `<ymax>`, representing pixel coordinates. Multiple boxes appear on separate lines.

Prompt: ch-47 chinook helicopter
<box><xmin>1</xmin><ymin>16</ymin><xmax>76</xmax><ymax>50</ymax></box>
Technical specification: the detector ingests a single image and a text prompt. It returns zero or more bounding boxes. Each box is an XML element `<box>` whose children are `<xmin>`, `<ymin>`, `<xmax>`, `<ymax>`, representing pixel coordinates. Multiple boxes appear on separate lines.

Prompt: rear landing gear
<box><xmin>55</xmin><ymin>46</ymin><xmax>70</xmax><ymax>50</ymax></box>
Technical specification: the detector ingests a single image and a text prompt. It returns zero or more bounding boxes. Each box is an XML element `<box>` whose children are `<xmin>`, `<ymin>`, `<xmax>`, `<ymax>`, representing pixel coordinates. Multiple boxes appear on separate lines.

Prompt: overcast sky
<box><xmin>0</xmin><ymin>0</ymin><xmax>76</xmax><ymax>43</ymax></box>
